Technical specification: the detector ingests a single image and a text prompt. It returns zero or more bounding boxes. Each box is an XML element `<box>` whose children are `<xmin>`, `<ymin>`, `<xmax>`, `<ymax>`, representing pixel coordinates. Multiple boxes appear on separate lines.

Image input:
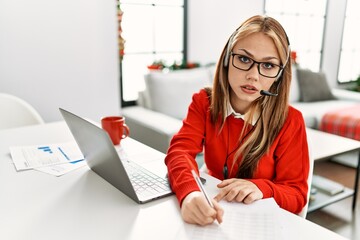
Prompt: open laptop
<box><xmin>59</xmin><ymin>108</ymin><xmax>173</xmax><ymax>203</ymax></box>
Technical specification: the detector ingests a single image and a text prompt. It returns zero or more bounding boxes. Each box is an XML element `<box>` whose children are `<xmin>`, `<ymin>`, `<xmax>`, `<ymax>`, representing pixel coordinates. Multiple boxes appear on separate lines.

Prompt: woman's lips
<box><xmin>241</xmin><ymin>85</ymin><xmax>258</xmax><ymax>94</ymax></box>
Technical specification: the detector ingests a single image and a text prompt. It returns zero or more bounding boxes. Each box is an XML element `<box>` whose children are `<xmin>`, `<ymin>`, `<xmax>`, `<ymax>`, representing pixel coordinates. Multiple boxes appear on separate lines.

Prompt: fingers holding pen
<box><xmin>181</xmin><ymin>191</ymin><xmax>223</xmax><ymax>226</ymax></box>
<box><xmin>212</xmin><ymin>199</ymin><xmax>224</xmax><ymax>224</ymax></box>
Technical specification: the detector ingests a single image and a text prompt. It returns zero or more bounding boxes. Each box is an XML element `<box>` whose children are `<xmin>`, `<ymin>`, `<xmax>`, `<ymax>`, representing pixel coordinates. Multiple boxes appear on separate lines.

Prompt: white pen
<box><xmin>191</xmin><ymin>169</ymin><xmax>214</xmax><ymax>208</ymax></box>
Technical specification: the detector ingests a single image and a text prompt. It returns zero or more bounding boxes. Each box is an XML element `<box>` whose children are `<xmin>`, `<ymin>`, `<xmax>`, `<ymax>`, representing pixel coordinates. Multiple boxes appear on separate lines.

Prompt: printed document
<box><xmin>10</xmin><ymin>141</ymin><xmax>84</xmax><ymax>171</ymax></box>
<box><xmin>35</xmin><ymin>159</ymin><xmax>86</xmax><ymax>177</ymax></box>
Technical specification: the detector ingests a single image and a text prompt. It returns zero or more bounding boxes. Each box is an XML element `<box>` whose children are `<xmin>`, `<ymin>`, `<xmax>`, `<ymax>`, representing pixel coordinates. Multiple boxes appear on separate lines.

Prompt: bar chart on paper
<box><xmin>10</xmin><ymin>142</ymin><xmax>84</xmax><ymax>171</ymax></box>
<box><xmin>38</xmin><ymin>146</ymin><xmax>53</xmax><ymax>154</ymax></box>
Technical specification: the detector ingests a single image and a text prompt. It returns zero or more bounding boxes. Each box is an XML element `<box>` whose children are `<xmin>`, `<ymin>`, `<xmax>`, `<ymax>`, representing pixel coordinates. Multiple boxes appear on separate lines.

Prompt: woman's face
<box><xmin>228</xmin><ymin>32</ymin><xmax>280</xmax><ymax>113</ymax></box>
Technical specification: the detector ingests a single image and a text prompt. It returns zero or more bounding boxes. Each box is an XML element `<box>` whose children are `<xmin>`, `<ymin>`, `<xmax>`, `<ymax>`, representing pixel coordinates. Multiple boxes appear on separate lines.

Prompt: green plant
<box><xmin>351</xmin><ymin>75</ymin><xmax>360</xmax><ymax>92</ymax></box>
<box><xmin>356</xmin><ymin>75</ymin><xmax>360</xmax><ymax>87</ymax></box>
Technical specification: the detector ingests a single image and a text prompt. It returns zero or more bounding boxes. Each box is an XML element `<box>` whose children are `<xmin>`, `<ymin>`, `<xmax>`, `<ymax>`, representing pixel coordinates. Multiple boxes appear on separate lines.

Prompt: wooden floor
<box><xmin>306</xmin><ymin>160</ymin><xmax>360</xmax><ymax>240</ymax></box>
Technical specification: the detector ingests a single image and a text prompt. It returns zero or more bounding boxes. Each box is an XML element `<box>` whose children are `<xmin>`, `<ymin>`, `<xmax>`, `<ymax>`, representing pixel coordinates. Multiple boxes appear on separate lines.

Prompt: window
<box><xmin>119</xmin><ymin>0</ymin><xmax>186</xmax><ymax>106</ymax></box>
<box><xmin>338</xmin><ymin>0</ymin><xmax>360</xmax><ymax>83</ymax></box>
<box><xmin>265</xmin><ymin>0</ymin><xmax>327</xmax><ymax>72</ymax></box>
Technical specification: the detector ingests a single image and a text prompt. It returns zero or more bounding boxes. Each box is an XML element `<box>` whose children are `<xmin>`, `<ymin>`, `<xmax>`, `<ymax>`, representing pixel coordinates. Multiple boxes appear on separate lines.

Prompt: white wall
<box><xmin>0</xmin><ymin>0</ymin><xmax>120</xmax><ymax>123</ymax></box>
<box><xmin>188</xmin><ymin>0</ymin><xmax>345</xmax><ymax>88</ymax></box>
<box><xmin>188</xmin><ymin>0</ymin><xmax>264</xmax><ymax>65</ymax></box>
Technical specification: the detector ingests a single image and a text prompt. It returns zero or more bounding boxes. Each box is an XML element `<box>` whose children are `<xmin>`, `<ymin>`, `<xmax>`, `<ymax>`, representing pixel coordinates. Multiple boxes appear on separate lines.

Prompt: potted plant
<box><xmin>351</xmin><ymin>75</ymin><xmax>360</xmax><ymax>92</ymax></box>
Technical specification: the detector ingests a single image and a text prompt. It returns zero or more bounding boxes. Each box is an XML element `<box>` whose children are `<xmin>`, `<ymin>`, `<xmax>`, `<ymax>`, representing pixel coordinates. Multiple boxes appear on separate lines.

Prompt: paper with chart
<box><xmin>185</xmin><ymin>198</ymin><xmax>283</xmax><ymax>240</ymax></box>
<box><xmin>34</xmin><ymin>158</ymin><xmax>86</xmax><ymax>177</ymax></box>
<box><xmin>10</xmin><ymin>141</ymin><xmax>84</xmax><ymax>171</ymax></box>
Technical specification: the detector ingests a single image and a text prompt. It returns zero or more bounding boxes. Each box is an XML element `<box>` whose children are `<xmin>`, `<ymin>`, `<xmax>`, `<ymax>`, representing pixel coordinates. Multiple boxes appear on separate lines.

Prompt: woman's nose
<box><xmin>245</xmin><ymin>63</ymin><xmax>260</xmax><ymax>81</ymax></box>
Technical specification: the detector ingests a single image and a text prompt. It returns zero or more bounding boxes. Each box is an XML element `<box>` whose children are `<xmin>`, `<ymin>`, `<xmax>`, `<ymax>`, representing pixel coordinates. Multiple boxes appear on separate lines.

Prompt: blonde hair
<box><xmin>207</xmin><ymin>15</ymin><xmax>292</xmax><ymax>178</ymax></box>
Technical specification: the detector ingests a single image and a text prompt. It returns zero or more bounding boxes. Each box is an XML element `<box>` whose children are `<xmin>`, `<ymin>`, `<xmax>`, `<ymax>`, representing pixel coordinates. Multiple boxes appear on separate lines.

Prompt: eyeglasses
<box><xmin>231</xmin><ymin>52</ymin><xmax>284</xmax><ymax>78</ymax></box>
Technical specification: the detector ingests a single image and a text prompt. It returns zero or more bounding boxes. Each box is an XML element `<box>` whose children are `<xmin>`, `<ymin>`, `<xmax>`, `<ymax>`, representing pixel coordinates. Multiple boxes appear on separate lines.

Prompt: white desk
<box><xmin>306</xmin><ymin>128</ymin><xmax>360</xmax><ymax>212</ymax></box>
<box><xmin>0</xmin><ymin>122</ymin><xmax>348</xmax><ymax>240</ymax></box>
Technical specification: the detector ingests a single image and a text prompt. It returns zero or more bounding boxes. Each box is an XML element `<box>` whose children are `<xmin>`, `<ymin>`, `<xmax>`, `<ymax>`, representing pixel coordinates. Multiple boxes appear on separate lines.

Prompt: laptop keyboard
<box><xmin>123</xmin><ymin>160</ymin><xmax>171</xmax><ymax>198</ymax></box>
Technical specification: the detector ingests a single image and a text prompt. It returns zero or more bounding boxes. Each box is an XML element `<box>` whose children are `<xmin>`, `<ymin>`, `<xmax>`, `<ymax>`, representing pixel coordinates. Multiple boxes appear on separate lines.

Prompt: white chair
<box><xmin>0</xmin><ymin>93</ymin><xmax>45</xmax><ymax>130</ymax></box>
<box><xmin>298</xmin><ymin>141</ymin><xmax>314</xmax><ymax>218</ymax></box>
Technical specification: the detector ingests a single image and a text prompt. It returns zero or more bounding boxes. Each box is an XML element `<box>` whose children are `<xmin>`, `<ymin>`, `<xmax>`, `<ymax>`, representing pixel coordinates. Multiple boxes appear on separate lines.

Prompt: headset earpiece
<box><xmin>223</xmin><ymin>30</ymin><xmax>238</xmax><ymax>68</ymax></box>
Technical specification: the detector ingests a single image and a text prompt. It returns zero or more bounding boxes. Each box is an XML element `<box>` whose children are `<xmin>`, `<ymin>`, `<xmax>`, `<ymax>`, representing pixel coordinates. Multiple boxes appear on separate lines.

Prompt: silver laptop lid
<box><xmin>59</xmin><ymin>108</ymin><xmax>140</xmax><ymax>203</ymax></box>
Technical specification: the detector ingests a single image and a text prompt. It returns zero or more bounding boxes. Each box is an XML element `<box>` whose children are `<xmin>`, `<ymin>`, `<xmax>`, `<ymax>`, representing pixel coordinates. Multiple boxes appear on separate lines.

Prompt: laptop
<box><xmin>59</xmin><ymin>108</ymin><xmax>173</xmax><ymax>203</ymax></box>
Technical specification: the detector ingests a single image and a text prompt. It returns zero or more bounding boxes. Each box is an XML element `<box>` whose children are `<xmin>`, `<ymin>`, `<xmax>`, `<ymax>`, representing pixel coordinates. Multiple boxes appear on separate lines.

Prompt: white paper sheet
<box><xmin>10</xmin><ymin>141</ymin><xmax>84</xmax><ymax>171</ymax></box>
<box><xmin>185</xmin><ymin>198</ymin><xmax>282</xmax><ymax>240</ymax></box>
<box><xmin>35</xmin><ymin>159</ymin><xmax>86</xmax><ymax>176</ymax></box>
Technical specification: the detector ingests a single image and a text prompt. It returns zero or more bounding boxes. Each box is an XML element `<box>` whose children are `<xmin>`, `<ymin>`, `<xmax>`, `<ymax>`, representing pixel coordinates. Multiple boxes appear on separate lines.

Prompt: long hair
<box><xmin>207</xmin><ymin>15</ymin><xmax>292</xmax><ymax>178</ymax></box>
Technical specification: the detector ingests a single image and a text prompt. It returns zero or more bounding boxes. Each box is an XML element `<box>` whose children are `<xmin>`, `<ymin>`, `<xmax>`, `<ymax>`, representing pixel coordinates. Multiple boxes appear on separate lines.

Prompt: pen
<box><xmin>191</xmin><ymin>169</ymin><xmax>214</xmax><ymax>208</ymax></box>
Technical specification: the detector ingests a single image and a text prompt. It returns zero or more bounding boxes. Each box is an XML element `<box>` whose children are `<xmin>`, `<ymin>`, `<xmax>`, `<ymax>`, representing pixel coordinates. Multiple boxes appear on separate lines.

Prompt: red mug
<box><xmin>101</xmin><ymin>116</ymin><xmax>130</xmax><ymax>145</ymax></box>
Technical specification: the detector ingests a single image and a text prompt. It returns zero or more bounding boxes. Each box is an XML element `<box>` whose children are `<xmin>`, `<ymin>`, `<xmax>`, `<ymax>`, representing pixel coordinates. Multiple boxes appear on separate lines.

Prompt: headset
<box><xmin>223</xmin><ymin>18</ymin><xmax>291</xmax><ymax>97</ymax></box>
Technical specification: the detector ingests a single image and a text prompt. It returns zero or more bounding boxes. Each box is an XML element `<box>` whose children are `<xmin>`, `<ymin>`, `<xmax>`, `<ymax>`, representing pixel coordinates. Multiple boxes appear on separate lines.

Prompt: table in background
<box><xmin>0</xmin><ymin>122</ymin><xmax>348</xmax><ymax>240</ymax></box>
<box><xmin>306</xmin><ymin>128</ymin><xmax>360</xmax><ymax>212</ymax></box>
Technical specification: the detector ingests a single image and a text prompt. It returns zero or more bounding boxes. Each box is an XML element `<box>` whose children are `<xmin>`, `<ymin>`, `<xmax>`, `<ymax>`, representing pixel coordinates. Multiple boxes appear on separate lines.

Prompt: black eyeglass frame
<box><xmin>230</xmin><ymin>52</ymin><xmax>284</xmax><ymax>78</ymax></box>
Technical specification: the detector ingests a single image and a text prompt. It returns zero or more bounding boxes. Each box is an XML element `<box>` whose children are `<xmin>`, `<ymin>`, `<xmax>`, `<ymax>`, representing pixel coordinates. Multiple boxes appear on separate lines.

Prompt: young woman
<box><xmin>165</xmin><ymin>15</ymin><xmax>310</xmax><ymax>226</ymax></box>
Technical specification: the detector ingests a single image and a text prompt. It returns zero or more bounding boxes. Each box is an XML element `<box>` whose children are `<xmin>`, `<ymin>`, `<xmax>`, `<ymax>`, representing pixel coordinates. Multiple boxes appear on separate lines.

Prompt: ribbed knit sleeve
<box><xmin>249</xmin><ymin>108</ymin><xmax>310</xmax><ymax>214</ymax></box>
<box><xmin>165</xmin><ymin>89</ymin><xmax>210</xmax><ymax>205</ymax></box>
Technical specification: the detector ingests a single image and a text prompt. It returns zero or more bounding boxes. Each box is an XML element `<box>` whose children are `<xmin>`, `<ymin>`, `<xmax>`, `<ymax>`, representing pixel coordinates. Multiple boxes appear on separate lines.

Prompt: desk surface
<box><xmin>0</xmin><ymin>122</ymin><xmax>348</xmax><ymax>240</ymax></box>
<box><xmin>306</xmin><ymin>128</ymin><xmax>360</xmax><ymax>161</ymax></box>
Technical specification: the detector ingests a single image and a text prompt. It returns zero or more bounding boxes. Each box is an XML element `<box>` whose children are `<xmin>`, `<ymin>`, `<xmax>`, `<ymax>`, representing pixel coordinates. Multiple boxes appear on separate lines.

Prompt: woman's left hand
<box><xmin>214</xmin><ymin>179</ymin><xmax>263</xmax><ymax>204</ymax></box>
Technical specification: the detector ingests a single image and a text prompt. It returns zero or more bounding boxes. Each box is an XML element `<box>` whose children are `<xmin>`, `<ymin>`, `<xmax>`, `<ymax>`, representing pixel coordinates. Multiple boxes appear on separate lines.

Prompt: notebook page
<box><xmin>185</xmin><ymin>198</ymin><xmax>282</xmax><ymax>240</ymax></box>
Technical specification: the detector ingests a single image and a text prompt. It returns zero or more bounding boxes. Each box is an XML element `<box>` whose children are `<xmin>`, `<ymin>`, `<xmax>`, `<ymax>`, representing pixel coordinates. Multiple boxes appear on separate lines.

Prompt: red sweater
<box><xmin>165</xmin><ymin>89</ymin><xmax>310</xmax><ymax>214</ymax></box>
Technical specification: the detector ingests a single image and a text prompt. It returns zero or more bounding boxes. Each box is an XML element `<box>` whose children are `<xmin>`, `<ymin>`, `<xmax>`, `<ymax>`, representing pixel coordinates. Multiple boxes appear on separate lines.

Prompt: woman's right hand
<box><xmin>180</xmin><ymin>191</ymin><xmax>224</xmax><ymax>226</ymax></box>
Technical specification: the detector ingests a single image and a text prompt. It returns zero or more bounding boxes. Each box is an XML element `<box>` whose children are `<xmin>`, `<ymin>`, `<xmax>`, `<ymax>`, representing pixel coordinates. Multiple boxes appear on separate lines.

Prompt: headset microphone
<box><xmin>260</xmin><ymin>90</ymin><xmax>278</xmax><ymax>97</ymax></box>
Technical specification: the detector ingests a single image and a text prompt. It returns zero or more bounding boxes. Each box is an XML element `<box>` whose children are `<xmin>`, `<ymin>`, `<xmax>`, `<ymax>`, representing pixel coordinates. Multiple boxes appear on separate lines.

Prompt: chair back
<box><xmin>298</xmin><ymin>139</ymin><xmax>314</xmax><ymax>218</ymax></box>
<box><xmin>0</xmin><ymin>93</ymin><xmax>45</xmax><ymax>130</ymax></box>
